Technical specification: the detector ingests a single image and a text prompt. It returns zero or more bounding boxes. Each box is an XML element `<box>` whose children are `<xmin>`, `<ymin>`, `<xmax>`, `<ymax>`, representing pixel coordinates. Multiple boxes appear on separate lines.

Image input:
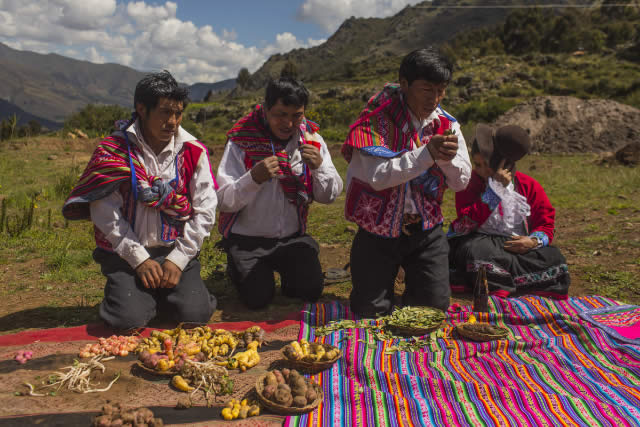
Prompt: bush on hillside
<box><xmin>63</xmin><ymin>104</ymin><xmax>131</xmax><ymax>138</ymax></box>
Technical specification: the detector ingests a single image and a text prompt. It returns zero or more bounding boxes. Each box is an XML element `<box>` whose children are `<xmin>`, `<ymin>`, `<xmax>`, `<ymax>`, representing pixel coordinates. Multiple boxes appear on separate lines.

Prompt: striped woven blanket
<box><xmin>286</xmin><ymin>296</ymin><xmax>640</xmax><ymax>426</ymax></box>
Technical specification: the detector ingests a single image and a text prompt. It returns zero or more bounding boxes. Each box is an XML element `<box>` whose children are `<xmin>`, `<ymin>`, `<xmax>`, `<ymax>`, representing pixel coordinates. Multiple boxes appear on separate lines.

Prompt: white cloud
<box><xmin>297</xmin><ymin>0</ymin><xmax>422</xmax><ymax>33</ymax></box>
<box><xmin>87</xmin><ymin>46</ymin><xmax>106</xmax><ymax>63</ymax></box>
<box><xmin>0</xmin><ymin>0</ymin><xmax>334</xmax><ymax>84</ymax></box>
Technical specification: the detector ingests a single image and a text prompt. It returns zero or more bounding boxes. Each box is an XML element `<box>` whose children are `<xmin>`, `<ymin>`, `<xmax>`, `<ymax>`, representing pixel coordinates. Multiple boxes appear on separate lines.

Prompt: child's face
<box><xmin>401</xmin><ymin>79</ymin><xmax>447</xmax><ymax>121</ymax></box>
<box><xmin>472</xmin><ymin>153</ymin><xmax>494</xmax><ymax>180</ymax></box>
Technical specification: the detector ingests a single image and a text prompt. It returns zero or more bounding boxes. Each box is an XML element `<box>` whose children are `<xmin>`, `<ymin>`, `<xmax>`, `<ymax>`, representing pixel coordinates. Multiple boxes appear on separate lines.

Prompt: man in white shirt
<box><xmin>342</xmin><ymin>47</ymin><xmax>472</xmax><ymax>317</ymax></box>
<box><xmin>216</xmin><ymin>78</ymin><xmax>343</xmax><ymax>309</ymax></box>
<box><xmin>63</xmin><ymin>71</ymin><xmax>218</xmax><ymax>330</ymax></box>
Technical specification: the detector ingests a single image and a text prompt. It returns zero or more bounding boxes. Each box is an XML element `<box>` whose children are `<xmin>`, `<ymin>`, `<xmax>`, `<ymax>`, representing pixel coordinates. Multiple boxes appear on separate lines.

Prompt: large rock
<box><xmin>615</xmin><ymin>141</ymin><xmax>640</xmax><ymax>166</ymax></box>
<box><xmin>493</xmin><ymin>96</ymin><xmax>640</xmax><ymax>153</ymax></box>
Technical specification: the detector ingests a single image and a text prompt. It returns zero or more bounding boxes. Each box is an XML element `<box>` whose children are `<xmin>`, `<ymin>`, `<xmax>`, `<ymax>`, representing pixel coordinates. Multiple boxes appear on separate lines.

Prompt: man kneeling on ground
<box><xmin>216</xmin><ymin>77</ymin><xmax>343</xmax><ymax>309</ymax></box>
<box><xmin>63</xmin><ymin>70</ymin><xmax>218</xmax><ymax>330</ymax></box>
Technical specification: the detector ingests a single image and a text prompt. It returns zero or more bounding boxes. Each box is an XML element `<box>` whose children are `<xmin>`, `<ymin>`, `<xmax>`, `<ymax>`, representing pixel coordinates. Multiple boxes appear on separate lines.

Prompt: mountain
<box><xmin>247</xmin><ymin>0</ymin><xmax>577</xmax><ymax>87</ymax></box>
<box><xmin>188</xmin><ymin>79</ymin><xmax>236</xmax><ymax>102</ymax></box>
<box><xmin>0</xmin><ymin>41</ymin><xmax>238</xmax><ymax>124</ymax></box>
<box><xmin>0</xmin><ymin>42</ymin><xmax>148</xmax><ymax>123</ymax></box>
<box><xmin>0</xmin><ymin>99</ymin><xmax>61</xmax><ymax>130</ymax></box>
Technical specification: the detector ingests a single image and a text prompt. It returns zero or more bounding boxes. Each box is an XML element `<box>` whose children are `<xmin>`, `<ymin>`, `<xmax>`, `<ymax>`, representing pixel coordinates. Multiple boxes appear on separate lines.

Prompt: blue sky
<box><xmin>163</xmin><ymin>1</ymin><xmax>329</xmax><ymax>47</ymax></box>
<box><xmin>0</xmin><ymin>0</ymin><xmax>422</xmax><ymax>84</ymax></box>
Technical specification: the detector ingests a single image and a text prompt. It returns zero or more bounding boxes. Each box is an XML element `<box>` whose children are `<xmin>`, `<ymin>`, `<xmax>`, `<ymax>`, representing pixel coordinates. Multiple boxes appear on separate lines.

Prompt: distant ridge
<box><xmin>188</xmin><ymin>79</ymin><xmax>236</xmax><ymax>102</ymax></box>
<box><xmin>0</xmin><ymin>42</ymin><xmax>235</xmax><ymax>125</ymax></box>
<box><xmin>0</xmin><ymin>99</ymin><xmax>61</xmax><ymax>130</ymax></box>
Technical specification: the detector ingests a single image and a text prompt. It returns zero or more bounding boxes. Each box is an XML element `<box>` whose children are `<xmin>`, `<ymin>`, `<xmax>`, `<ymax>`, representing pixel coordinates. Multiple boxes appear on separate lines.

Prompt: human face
<box><xmin>136</xmin><ymin>97</ymin><xmax>184</xmax><ymax>149</ymax></box>
<box><xmin>264</xmin><ymin>99</ymin><xmax>305</xmax><ymax>141</ymax></box>
<box><xmin>472</xmin><ymin>152</ymin><xmax>494</xmax><ymax>180</ymax></box>
<box><xmin>400</xmin><ymin>78</ymin><xmax>447</xmax><ymax>121</ymax></box>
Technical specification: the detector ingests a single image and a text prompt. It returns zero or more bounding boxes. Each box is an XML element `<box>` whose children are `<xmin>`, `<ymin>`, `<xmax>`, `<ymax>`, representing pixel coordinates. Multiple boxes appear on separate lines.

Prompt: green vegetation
<box><xmin>63</xmin><ymin>104</ymin><xmax>131</xmax><ymax>138</ymax></box>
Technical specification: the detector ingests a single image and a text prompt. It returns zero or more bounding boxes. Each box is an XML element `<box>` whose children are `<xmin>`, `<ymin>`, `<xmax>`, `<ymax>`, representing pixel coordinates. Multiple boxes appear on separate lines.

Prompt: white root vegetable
<box><xmin>43</xmin><ymin>355</ymin><xmax>120</xmax><ymax>393</ymax></box>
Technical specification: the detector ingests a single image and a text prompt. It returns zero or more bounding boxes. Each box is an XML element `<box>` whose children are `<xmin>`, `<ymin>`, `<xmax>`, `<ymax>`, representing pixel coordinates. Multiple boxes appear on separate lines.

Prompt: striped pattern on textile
<box><xmin>341</xmin><ymin>83</ymin><xmax>418</xmax><ymax>163</ymax></box>
<box><xmin>62</xmin><ymin>135</ymin><xmax>192</xmax><ymax>221</ymax></box>
<box><xmin>285</xmin><ymin>296</ymin><xmax>640</xmax><ymax>426</ymax></box>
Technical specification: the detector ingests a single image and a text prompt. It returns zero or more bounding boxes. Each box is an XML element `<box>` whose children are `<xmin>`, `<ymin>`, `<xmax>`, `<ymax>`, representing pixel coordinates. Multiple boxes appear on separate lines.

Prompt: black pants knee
<box><xmin>94</xmin><ymin>248</ymin><xmax>217</xmax><ymax>330</ymax></box>
<box><xmin>224</xmin><ymin>233</ymin><xmax>324</xmax><ymax>310</ymax></box>
<box><xmin>349</xmin><ymin>225</ymin><xmax>450</xmax><ymax>318</ymax></box>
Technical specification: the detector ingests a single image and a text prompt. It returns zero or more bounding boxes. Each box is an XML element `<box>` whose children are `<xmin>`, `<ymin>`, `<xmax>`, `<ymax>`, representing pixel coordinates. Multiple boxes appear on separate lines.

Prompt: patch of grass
<box><xmin>582</xmin><ymin>266</ymin><xmax>639</xmax><ymax>302</ymax></box>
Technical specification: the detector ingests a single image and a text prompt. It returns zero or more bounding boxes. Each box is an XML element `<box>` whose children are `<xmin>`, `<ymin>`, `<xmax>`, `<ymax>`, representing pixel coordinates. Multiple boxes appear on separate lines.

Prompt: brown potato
<box><xmin>292</xmin><ymin>396</ymin><xmax>308</xmax><ymax>407</ymax></box>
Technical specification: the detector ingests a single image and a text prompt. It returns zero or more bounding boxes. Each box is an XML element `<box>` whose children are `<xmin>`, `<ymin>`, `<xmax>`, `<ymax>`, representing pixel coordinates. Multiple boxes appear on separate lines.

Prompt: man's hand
<box><xmin>135</xmin><ymin>258</ymin><xmax>163</xmax><ymax>289</ymax></box>
<box><xmin>427</xmin><ymin>134</ymin><xmax>458</xmax><ymax>162</ymax></box>
<box><xmin>300</xmin><ymin>144</ymin><xmax>323</xmax><ymax>170</ymax></box>
<box><xmin>504</xmin><ymin>235</ymin><xmax>538</xmax><ymax>254</ymax></box>
<box><xmin>250</xmin><ymin>156</ymin><xmax>281</xmax><ymax>184</ymax></box>
<box><xmin>492</xmin><ymin>159</ymin><xmax>512</xmax><ymax>187</ymax></box>
<box><xmin>160</xmin><ymin>259</ymin><xmax>182</xmax><ymax>288</ymax></box>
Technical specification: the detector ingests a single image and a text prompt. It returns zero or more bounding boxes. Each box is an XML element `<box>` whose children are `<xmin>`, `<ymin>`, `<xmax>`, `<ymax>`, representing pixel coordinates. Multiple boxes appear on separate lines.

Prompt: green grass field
<box><xmin>0</xmin><ymin>137</ymin><xmax>638</xmax><ymax>334</ymax></box>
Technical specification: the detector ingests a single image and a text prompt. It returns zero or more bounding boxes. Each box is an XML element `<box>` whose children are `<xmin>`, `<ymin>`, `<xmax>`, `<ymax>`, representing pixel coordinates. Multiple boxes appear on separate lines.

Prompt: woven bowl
<box><xmin>456</xmin><ymin>323</ymin><xmax>510</xmax><ymax>342</ymax></box>
<box><xmin>281</xmin><ymin>343</ymin><xmax>342</xmax><ymax>373</ymax></box>
<box><xmin>255</xmin><ymin>373</ymin><xmax>323</xmax><ymax>415</ymax></box>
<box><xmin>387</xmin><ymin>320</ymin><xmax>443</xmax><ymax>337</ymax></box>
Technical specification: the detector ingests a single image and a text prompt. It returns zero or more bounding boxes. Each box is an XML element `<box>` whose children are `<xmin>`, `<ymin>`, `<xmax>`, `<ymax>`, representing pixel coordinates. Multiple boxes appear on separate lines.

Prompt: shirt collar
<box><xmin>124</xmin><ymin>119</ymin><xmax>197</xmax><ymax>155</ymax></box>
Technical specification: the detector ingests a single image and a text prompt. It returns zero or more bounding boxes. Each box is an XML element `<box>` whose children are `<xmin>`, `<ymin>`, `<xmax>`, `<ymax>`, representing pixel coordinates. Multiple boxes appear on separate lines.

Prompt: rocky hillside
<box><xmin>247</xmin><ymin>0</ymin><xmax>573</xmax><ymax>88</ymax></box>
<box><xmin>493</xmin><ymin>96</ymin><xmax>640</xmax><ymax>153</ymax></box>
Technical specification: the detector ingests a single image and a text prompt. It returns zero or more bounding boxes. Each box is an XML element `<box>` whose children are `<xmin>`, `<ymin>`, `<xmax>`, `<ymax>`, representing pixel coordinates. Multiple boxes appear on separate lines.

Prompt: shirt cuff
<box><xmin>165</xmin><ymin>249</ymin><xmax>190</xmax><ymax>271</ymax></box>
<box><xmin>529</xmin><ymin>231</ymin><xmax>550</xmax><ymax>248</ymax></box>
<box><xmin>117</xmin><ymin>244</ymin><xmax>150</xmax><ymax>270</ymax></box>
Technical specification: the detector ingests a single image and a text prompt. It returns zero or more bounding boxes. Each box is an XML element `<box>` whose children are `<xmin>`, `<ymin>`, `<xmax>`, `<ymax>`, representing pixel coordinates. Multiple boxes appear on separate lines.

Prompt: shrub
<box><xmin>63</xmin><ymin>104</ymin><xmax>131</xmax><ymax>137</ymax></box>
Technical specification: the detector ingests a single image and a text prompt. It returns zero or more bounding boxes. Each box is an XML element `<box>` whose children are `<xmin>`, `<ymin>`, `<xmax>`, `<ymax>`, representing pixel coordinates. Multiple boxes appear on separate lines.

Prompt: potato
<box><xmin>293</xmin><ymin>396</ymin><xmax>308</xmax><ymax>407</ymax></box>
<box><xmin>281</xmin><ymin>368</ymin><xmax>291</xmax><ymax>381</ymax></box>
<box><xmin>274</xmin><ymin>388</ymin><xmax>293</xmax><ymax>407</ymax></box>
<box><xmin>306</xmin><ymin>387</ymin><xmax>318</xmax><ymax>402</ymax></box>
<box><xmin>264</xmin><ymin>372</ymin><xmax>278</xmax><ymax>386</ymax></box>
<box><xmin>276</xmin><ymin>383</ymin><xmax>291</xmax><ymax>393</ymax></box>
<box><xmin>263</xmin><ymin>384</ymin><xmax>276</xmax><ymax>400</ymax></box>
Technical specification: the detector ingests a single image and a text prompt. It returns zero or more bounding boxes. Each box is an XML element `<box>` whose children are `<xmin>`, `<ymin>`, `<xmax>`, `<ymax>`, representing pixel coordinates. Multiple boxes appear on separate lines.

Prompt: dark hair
<box><xmin>134</xmin><ymin>70</ymin><xmax>189</xmax><ymax>112</ymax></box>
<box><xmin>264</xmin><ymin>77</ymin><xmax>309</xmax><ymax>110</ymax></box>
<box><xmin>399</xmin><ymin>47</ymin><xmax>453</xmax><ymax>86</ymax></box>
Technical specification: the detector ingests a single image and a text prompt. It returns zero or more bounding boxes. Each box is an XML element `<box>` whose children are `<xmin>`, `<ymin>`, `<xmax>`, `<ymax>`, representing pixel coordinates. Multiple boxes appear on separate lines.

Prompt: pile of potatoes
<box><xmin>91</xmin><ymin>402</ymin><xmax>163</xmax><ymax>427</ymax></box>
<box><xmin>261</xmin><ymin>369</ymin><xmax>318</xmax><ymax>408</ymax></box>
<box><xmin>282</xmin><ymin>339</ymin><xmax>340</xmax><ymax>362</ymax></box>
<box><xmin>137</xmin><ymin>326</ymin><xmax>239</xmax><ymax>372</ymax></box>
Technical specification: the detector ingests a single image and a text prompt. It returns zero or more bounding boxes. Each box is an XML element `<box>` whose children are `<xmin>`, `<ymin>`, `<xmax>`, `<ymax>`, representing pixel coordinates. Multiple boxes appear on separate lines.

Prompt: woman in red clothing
<box><xmin>448</xmin><ymin>124</ymin><xmax>570</xmax><ymax>298</ymax></box>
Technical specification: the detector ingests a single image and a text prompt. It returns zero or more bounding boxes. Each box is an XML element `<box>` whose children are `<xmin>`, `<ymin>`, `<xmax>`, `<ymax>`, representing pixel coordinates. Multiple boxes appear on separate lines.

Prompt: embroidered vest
<box><xmin>343</xmin><ymin>84</ymin><xmax>454</xmax><ymax>238</ymax></box>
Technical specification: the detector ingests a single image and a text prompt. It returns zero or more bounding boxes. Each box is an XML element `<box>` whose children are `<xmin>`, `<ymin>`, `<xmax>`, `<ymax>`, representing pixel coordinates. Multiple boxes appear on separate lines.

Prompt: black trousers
<box><xmin>223</xmin><ymin>233</ymin><xmax>324</xmax><ymax>309</ymax></box>
<box><xmin>93</xmin><ymin>247</ymin><xmax>217</xmax><ymax>330</ymax></box>
<box><xmin>349</xmin><ymin>224</ymin><xmax>450</xmax><ymax>318</ymax></box>
<box><xmin>449</xmin><ymin>233</ymin><xmax>571</xmax><ymax>297</ymax></box>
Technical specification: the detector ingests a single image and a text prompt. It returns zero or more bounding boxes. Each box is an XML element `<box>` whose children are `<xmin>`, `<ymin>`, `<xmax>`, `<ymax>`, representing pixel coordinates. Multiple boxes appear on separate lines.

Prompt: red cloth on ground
<box><xmin>0</xmin><ymin>313</ymin><xmax>300</xmax><ymax>347</ymax></box>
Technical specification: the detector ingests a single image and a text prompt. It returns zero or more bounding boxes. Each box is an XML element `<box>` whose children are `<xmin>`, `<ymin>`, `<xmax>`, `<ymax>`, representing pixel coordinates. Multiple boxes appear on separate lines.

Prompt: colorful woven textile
<box><xmin>218</xmin><ymin>105</ymin><xmax>320</xmax><ymax>237</ymax></box>
<box><xmin>62</xmin><ymin>135</ymin><xmax>192</xmax><ymax>222</ymax></box>
<box><xmin>579</xmin><ymin>304</ymin><xmax>640</xmax><ymax>345</ymax></box>
<box><xmin>286</xmin><ymin>296</ymin><xmax>640</xmax><ymax>426</ymax></box>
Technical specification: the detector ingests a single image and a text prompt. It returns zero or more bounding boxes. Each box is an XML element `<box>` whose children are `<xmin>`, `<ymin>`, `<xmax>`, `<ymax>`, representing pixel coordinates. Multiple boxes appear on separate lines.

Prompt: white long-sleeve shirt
<box><xmin>89</xmin><ymin>120</ymin><xmax>218</xmax><ymax>271</ymax></box>
<box><xmin>346</xmin><ymin>108</ymin><xmax>471</xmax><ymax>213</ymax></box>
<box><xmin>216</xmin><ymin>131</ymin><xmax>343</xmax><ymax>238</ymax></box>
